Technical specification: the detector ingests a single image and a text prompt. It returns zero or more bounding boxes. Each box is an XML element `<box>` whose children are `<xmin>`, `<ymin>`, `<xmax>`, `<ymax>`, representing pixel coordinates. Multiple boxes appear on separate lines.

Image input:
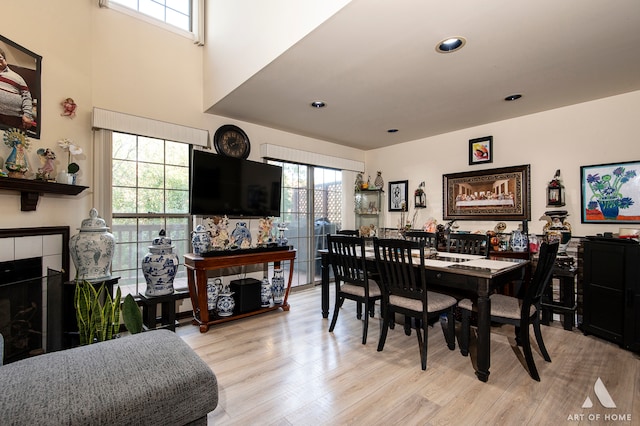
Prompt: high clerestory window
<box><xmin>106</xmin><ymin>0</ymin><xmax>203</xmax><ymax>43</ymax></box>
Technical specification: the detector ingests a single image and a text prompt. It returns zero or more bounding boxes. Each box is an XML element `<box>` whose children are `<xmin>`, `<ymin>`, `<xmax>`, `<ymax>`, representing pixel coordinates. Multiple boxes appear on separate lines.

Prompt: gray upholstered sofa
<box><xmin>0</xmin><ymin>330</ymin><xmax>218</xmax><ymax>425</ymax></box>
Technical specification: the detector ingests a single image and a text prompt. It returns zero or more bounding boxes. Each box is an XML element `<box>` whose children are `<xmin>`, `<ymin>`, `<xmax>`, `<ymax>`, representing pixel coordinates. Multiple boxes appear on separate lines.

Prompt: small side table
<box><xmin>541</xmin><ymin>267</ymin><xmax>577</xmax><ymax>330</ymax></box>
<box><xmin>137</xmin><ymin>290</ymin><xmax>190</xmax><ymax>332</ymax></box>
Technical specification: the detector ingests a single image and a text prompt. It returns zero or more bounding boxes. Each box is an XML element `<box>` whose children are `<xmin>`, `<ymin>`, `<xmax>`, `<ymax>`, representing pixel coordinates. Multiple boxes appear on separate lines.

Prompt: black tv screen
<box><xmin>189</xmin><ymin>150</ymin><xmax>282</xmax><ymax>218</ymax></box>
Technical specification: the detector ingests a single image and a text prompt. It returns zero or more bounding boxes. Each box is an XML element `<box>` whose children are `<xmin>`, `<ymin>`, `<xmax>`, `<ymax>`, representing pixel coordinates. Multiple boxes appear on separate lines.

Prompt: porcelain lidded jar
<box><xmin>191</xmin><ymin>224</ymin><xmax>211</xmax><ymax>255</ymax></box>
<box><xmin>69</xmin><ymin>208</ymin><xmax>116</xmax><ymax>282</ymax></box>
<box><xmin>142</xmin><ymin>229</ymin><xmax>179</xmax><ymax>297</ymax></box>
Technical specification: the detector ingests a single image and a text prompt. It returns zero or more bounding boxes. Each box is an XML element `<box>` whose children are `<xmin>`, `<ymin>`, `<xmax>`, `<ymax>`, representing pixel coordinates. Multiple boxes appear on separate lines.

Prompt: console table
<box><xmin>184</xmin><ymin>249</ymin><xmax>296</xmax><ymax>332</ymax></box>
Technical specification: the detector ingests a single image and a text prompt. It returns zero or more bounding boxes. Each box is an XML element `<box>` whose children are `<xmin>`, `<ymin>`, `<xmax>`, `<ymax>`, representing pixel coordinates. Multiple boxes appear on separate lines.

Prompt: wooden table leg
<box><xmin>475</xmin><ymin>290</ymin><xmax>491</xmax><ymax>382</ymax></box>
<box><xmin>321</xmin><ymin>252</ymin><xmax>329</xmax><ymax>318</ymax></box>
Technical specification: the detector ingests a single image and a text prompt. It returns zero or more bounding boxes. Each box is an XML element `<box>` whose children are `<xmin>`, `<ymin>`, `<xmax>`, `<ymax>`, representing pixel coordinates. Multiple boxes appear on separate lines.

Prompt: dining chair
<box><xmin>404</xmin><ymin>230</ymin><xmax>438</xmax><ymax>248</ymax></box>
<box><xmin>447</xmin><ymin>233</ymin><xmax>490</xmax><ymax>257</ymax></box>
<box><xmin>373</xmin><ymin>238</ymin><xmax>458</xmax><ymax>370</ymax></box>
<box><xmin>457</xmin><ymin>241</ymin><xmax>559</xmax><ymax>381</ymax></box>
<box><xmin>327</xmin><ymin>234</ymin><xmax>382</xmax><ymax>344</ymax></box>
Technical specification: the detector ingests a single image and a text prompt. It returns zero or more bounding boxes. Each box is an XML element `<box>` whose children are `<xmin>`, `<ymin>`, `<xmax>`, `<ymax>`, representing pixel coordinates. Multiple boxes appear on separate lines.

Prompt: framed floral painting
<box><xmin>581</xmin><ymin>161</ymin><xmax>640</xmax><ymax>224</ymax></box>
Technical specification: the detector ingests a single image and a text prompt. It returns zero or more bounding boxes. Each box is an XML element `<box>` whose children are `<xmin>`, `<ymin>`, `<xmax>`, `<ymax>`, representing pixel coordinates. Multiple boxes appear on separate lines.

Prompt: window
<box><xmin>111</xmin><ymin>132</ymin><xmax>191</xmax><ymax>297</ymax></box>
<box><xmin>109</xmin><ymin>0</ymin><xmax>193</xmax><ymax>33</ymax></box>
<box><xmin>268</xmin><ymin>160</ymin><xmax>342</xmax><ymax>287</ymax></box>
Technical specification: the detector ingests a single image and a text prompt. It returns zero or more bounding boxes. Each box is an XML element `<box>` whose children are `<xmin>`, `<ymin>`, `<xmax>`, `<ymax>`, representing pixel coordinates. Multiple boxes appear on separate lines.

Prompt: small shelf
<box><xmin>0</xmin><ymin>176</ymin><xmax>88</xmax><ymax>211</ymax></box>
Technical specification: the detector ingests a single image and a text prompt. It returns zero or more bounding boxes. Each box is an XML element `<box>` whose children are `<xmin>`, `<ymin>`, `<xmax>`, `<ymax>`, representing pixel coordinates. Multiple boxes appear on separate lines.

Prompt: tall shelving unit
<box><xmin>354</xmin><ymin>189</ymin><xmax>383</xmax><ymax>235</ymax></box>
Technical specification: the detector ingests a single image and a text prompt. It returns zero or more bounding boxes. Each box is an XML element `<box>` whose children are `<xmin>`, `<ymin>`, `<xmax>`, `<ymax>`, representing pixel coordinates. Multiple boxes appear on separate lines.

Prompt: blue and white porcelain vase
<box><xmin>231</xmin><ymin>221</ymin><xmax>252</xmax><ymax>248</ymax></box>
<box><xmin>142</xmin><ymin>229</ymin><xmax>179</xmax><ymax>297</ymax></box>
<box><xmin>510</xmin><ymin>229</ymin><xmax>528</xmax><ymax>252</ymax></box>
<box><xmin>207</xmin><ymin>278</ymin><xmax>222</xmax><ymax>311</ymax></box>
<box><xmin>216</xmin><ymin>291</ymin><xmax>235</xmax><ymax>317</ymax></box>
<box><xmin>191</xmin><ymin>224</ymin><xmax>211</xmax><ymax>255</ymax></box>
<box><xmin>69</xmin><ymin>208</ymin><xmax>116</xmax><ymax>282</ymax></box>
<box><xmin>271</xmin><ymin>269</ymin><xmax>286</xmax><ymax>305</ymax></box>
<box><xmin>261</xmin><ymin>276</ymin><xmax>272</xmax><ymax>307</ymax></box>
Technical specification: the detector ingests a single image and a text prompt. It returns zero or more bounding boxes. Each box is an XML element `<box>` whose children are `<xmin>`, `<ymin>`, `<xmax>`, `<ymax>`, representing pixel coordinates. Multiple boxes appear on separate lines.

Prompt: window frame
<box><xmin>107</xmin><ymin>0</ymin><xmax>198</xmax><ymax>41</ymax></box>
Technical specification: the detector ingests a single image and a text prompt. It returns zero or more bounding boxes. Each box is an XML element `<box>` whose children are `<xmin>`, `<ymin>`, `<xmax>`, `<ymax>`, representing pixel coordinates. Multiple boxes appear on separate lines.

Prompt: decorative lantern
<box><xmin>414</xmin><ymin>181</ymin><xmax>426</xmax><ymax>208</ymax></box>
<box><xmin>547</xmin><ymin>169</ymin><xmax>565</xmax><ymax>207</ymax></box>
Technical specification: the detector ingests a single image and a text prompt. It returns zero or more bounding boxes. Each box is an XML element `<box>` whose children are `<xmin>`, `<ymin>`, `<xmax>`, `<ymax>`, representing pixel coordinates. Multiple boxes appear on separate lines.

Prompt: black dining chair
<box><xmin>447</xmin><ymin>233</ymin><xmax>490</xmax><ymax>257</ymax></box>
<box><xmin>404</xmin><ymin>230</ymin><xmax>438</xmax><ymax>248</ymax></box>
<box><xmin>327</xmin><ymin>234</ymin><xmax>382</xmax><ymax>344</ymax></box>
<box><xmin>457</xmin><ymin>241</ymin><xmax>559</xmax><ymax>381</ymax></box>
<box><xmin>373</xmin><ymin>238</ymin><xmax>457</xmax><ymax>370</ymax></box>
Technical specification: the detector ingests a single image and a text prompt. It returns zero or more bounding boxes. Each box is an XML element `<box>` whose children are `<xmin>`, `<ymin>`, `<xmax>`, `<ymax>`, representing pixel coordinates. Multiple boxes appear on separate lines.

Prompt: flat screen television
<box><xmin>189</xmin><ymin>150</ymin><xmax>282</xmax><ymax>218</ymax></box>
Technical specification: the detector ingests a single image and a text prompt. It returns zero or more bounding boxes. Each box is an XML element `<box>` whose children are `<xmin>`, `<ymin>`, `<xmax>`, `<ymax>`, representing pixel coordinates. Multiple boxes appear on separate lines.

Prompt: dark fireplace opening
<box><xmin>0</xmin><ymin>257</ymin><xmax>43</xmax><ymax>363</ymax></box>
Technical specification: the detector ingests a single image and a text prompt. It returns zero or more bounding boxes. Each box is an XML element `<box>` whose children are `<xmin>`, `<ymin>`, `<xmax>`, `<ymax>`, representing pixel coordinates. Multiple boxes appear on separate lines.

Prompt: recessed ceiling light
<box><xmin>504</xmin><ymin>94</ymin><xmax>523</xmax><ymax>101</ymax></box>
<box><xmin>436</xmin><ymin>37</ymin><xmax>466</xmax><ymax>53</ymax></box>
<box><xmin>310</xmin><ymin>101</ymin><xmax>326</xmax><ymax>108</ymax></box>
<box><xmin>387</xmin><ymin>129</ymin><xmax>399</xmax><ymax>133</ymax></box>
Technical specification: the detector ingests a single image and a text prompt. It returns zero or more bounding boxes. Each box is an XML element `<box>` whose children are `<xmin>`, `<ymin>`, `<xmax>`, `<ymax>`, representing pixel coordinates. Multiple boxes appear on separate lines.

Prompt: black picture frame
<box><xmin>0</xmin><ymin>34</ymin><xmax>42</xmax><ymax>139</ymax></box>
<box><xmin>580</xmin><ymin>160</ymin><xmax>640</xmax><ymax>224</ymax></box>
<box><xmin>469</xmin><ymin>136</ymin><xmax>493</xmax><ymax>165</ymax></box>
<box><xmin>443</xmin><ymin>164</ymin><xmax>531</xmax><ymax>220</ymax></box>
<box><xmin>388</xmin><ymin>180</ymin><xmax>408</xmax><ymax>211</ymax></box>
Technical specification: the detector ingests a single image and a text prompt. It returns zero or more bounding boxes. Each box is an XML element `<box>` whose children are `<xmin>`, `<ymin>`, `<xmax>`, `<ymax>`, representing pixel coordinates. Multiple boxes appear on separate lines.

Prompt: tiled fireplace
<box><xmin>0</xmin><ymin>227</ymin><xmax>70</xmax><ymax>363</ymax></box>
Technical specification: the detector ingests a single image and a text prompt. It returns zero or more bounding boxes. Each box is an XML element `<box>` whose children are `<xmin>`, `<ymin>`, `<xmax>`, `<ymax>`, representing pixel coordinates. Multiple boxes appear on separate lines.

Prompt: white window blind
<box><xmin>92</xmin><ymin>107</ymin><xmax>209</xmax><ymax>147</ymax></box>
<box><xmin>260</xmin><ymin>143</ymin><xmax>364</xmax><ymax>172</ymax></box>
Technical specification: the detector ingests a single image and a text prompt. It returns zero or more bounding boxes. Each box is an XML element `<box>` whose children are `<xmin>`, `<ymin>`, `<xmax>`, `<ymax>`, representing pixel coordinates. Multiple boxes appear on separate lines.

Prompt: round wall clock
<box><xmin>213</xmin><ymin>125</ymin><xmax>251</xmax><ymax>159</ymax></box>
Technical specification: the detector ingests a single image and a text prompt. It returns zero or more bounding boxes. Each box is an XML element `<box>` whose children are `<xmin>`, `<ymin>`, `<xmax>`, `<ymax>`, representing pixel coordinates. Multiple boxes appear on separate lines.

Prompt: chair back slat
<box><xmin>404</xmin><ymin>230</ymin><xmax>438</xmax><ymax>248</ymax></box>
<box><xmin>327</xmin><ymin>234</ymin><xmax>368</xmax><ymax>287</ymax></box>
<box><xmin>447</xmin><ymin>233</ymin><xmax>490</xmax><ymax>257</ymax></box>
<box><xmin>374</xmin><ymin>238</ymin><xmax>426</xmax><ymax>302</ymax></box>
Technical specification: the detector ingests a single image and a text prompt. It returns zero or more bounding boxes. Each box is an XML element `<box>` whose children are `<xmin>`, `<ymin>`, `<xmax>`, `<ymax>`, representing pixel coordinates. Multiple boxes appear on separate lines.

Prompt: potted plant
<box><xmin>74</xmin><ymin>280</ymin><xmax>143</xmax><ymax>345</ymax></box>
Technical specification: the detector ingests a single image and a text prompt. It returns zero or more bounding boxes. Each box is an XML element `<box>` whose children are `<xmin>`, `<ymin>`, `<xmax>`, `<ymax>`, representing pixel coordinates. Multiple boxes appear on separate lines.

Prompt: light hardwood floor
<box><xmin>176</xmin><ymin>286</ymin><xmax>639</xmax><ymax>425</ymax></box>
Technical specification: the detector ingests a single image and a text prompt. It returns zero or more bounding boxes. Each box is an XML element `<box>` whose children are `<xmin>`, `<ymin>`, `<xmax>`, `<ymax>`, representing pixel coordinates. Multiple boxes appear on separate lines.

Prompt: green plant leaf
<box><xmin>122</xmin><ymin>293</ymin><xmax>143</xmax><ymax>334</ymax></box>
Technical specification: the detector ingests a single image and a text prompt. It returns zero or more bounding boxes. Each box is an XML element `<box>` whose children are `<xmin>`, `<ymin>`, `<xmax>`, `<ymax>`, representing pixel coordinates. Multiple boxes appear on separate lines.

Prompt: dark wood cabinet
<box><xmin>581</xmin><ymin>237</ymin><xmax>640</xmax><ymax>352</ymax></box>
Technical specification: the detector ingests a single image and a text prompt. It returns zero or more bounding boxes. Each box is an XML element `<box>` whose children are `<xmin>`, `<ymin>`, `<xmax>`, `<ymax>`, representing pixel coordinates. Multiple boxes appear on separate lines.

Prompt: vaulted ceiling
<box><xmin>207</xmin><ymin>0</ymin><xmax>640</xmax><ymax>150</ymax></box>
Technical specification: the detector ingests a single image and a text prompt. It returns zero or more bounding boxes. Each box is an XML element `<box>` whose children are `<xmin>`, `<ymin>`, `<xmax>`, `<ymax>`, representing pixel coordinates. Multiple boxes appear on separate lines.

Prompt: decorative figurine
<box><xmin>374</xmin><ymin>171</ymin><xmax>384</xmax><ymax>189</ymax></box>
<box><xmin>36</xmin><ymin>148</ymin><xmax>56</xmax><ymax>181</ymax></box>
<box><xmin>61</xmin><ymin>97</ymin><xmax>77</xmax><ymax>118</ymax></box>
<box><xmin>355</xmin><ymin>173</ymin><xmax>364</xmax><ymax>192</ymax></box>
<box><xmin>3</xmin><ymin>128</ymin><xmax>30</xmax><ymax>178</ymax></box>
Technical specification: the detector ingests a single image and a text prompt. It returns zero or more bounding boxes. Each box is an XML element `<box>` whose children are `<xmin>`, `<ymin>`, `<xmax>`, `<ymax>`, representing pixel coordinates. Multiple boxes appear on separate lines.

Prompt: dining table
<box><xmin>319</xmin><ymin>247</ymin><xmax>529</xmax><ymax>382</ymax></box>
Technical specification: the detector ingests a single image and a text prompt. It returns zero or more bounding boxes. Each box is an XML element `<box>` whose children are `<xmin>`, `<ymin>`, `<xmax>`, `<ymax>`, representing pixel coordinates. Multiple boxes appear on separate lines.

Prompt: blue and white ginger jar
<box><xmin>69</xmin><ymin>208</ymin><xmax>115</xmax><ymax>282</ymax></box>
<box><xmin>142</xmin><ymin>229</ymin><xmax>178</xmax><ymax>297</ymax></box>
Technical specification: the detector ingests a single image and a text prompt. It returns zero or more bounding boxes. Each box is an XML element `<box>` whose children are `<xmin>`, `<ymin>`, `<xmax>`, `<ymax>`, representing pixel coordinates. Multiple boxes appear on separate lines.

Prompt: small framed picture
<box><xmin>469</xmin><ymin>136</ymin><xmax>493</xmax><ymax>165</ymax></box>
<box><xmin>388</xmin><ymin>180</ymin><xmax>408</xmax><ymax>211</ymax></box>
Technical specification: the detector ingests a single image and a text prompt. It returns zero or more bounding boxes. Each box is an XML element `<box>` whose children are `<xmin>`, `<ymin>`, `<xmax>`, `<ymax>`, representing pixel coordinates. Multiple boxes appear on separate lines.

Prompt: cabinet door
<box><xmin>623</xmin><ymin>244</ymin><xmax>640</xmax><ymax>351</ymax></box>
<box><xmin>582</xmin><ymin>241</ymin><xmax>625</xmax><ymax>343</ymax></box>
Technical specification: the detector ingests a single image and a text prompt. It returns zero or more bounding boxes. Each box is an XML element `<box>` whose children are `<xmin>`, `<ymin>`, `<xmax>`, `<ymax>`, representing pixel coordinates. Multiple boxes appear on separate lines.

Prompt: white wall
<box><xmin>203</xmin><ymin>0</ymin><xmax>351</xmax><ymax>109</ymax></box>
<box><xmin>365</xmin><ymin>90</ymin><xmax>640</xmax><ymax>238</ymax></box>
